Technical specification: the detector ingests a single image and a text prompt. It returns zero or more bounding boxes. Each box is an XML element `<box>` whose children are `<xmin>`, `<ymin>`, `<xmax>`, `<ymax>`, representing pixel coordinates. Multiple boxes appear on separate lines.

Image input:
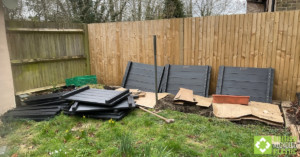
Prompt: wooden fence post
<box><xmin>84</xmin><ymin>24</ymin><xmax>91</xmax><ymax>75</ymax></box>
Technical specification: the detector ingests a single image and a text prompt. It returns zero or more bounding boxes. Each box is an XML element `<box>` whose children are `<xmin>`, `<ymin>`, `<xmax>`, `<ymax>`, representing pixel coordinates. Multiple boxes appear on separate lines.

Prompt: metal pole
<box><xmin>153</xmin><ymin>35</ymin><xmax>158</xmax><ymax>106</ymax></box>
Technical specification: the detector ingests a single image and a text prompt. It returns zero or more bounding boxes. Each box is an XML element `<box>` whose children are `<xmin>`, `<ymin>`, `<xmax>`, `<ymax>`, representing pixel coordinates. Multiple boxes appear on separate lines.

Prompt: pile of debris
<box><xmin>155</xmin><ymin>88</ymin><xmax>213</xmax><ymax>116</ymax></box>
<box><xmin>63</xmin><ymin>86</ymin><xmax>136</xmax><ymax>120</ymax></box>
<box><xmin>1</xmin><ymin>61</ymin><xmax>286</xmax><ymax>127</ymax></box>
<box><xmin>1</xmin><ymin>85</ymin><xmax>137</xmax><ymax>121</ymax></box>
<box><xmin>121</xmin><ymin>62</ymin><xmax>284</xmax><ymax>127</ymax></box>
<box><xmin>1</xmin><ymin>91</ymin><xmax>69</xmax><ymax>121</ymax></box>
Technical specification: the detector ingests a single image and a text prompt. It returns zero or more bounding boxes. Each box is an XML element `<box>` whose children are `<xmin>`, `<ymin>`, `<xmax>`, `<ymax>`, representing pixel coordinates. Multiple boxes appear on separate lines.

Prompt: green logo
<box><xmin>254</xmin><ymin>136</ymin><xmax>272</xmax><ymax>154</ymax></box>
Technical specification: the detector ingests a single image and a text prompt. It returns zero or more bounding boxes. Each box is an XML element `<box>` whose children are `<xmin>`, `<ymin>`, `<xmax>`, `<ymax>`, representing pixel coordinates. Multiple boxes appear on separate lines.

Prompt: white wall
<box><xmin>0</xmin><ymin>3</ymin><xmax>16</xmax><ymax>115</ymax></box>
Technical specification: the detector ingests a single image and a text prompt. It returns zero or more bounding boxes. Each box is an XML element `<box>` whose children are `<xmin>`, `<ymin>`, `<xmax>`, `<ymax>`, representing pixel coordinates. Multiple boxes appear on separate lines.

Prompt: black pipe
<box><xmin>153</xmin><ymin>36</ymin><xmax>158</xmax><ymax>106</ymax></box>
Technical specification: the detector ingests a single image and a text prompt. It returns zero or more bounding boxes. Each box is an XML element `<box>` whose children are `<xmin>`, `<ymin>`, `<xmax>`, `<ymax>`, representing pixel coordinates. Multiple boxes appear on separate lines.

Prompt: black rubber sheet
<box><xmin>216</xmin><ymin>66</ymin><xmax>274</xmax><ymax>103</ymax></box>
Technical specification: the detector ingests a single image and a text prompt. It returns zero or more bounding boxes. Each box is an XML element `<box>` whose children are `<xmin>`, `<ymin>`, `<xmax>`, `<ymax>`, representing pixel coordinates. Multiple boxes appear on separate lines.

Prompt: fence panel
<box><xmin>6</xmin><ymin>21</ymin><xmax>90</xmax><ymax>92</ymax></box>
<box><xmin>88</xmin><ymin>10</ymin><xmax>300</xmax><ymax>101</ymax></box>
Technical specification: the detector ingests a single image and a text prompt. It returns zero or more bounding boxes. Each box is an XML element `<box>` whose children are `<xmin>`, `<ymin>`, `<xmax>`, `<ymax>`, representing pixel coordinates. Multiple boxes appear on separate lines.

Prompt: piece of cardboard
<box><xmin>135</xmin><ymin>92</ymin><xmax>169</xmax><ymax>108</ymax></box>
<box><xmin>249</xmin><ymin>101</ymin><xmax>284</xmax><ymax>124</ymax></box>
<box><xmin>229</xmin><ymin>116</ymin><xmax>283</xmax><ymax>127</ymax></box>
<box><xmin>194</xmin><ymin>95</ymin><xmax>213</xmax><ymax>107</ymax></box>
<box><xmin>174</xmin><ymin>88</ymin><xmax>195</xmax><ymax>103</ymax></box>
<box><xmin>213</xmin><ymin>103</ymin><xmax>252</xmax><ymax>118</ymax></box>
<box><xmin>213</xmin><ymin>101</ymin><xmax>284</xmax><ymax>126</ymax></box>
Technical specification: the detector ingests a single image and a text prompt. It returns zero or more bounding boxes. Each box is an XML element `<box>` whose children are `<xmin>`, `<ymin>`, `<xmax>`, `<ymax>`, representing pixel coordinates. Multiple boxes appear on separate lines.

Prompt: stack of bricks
<box><xmin>276</xmin><ymin>0</ymin><xmax>300</xmax><ymax>11</ymax></box>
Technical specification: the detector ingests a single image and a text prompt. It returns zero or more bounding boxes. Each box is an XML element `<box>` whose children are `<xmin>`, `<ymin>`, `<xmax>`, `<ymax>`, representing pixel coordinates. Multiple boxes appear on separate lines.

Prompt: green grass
<box><xmin>0</xmin><ymin>110</ymin><xmax>289</xmax><ymax>157</ymax></box>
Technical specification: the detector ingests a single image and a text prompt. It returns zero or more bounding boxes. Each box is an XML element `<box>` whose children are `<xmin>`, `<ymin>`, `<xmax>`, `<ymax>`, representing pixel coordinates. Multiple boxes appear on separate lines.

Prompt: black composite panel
<box><xmin>64</xmin><ymin>87</ymin><xmax>130</xmax><ymax>106</ymax></box>
<box><xmin>216</xmin><ymin>66</ymin><xmax>274</xmax><ymax>103</ymax></box>
<box><xmin>1</xmin><ymin>103</ymin><xmax>69</xmax><ymax>121</ymax></box>
<box><xmin>24</xmin><ymin>91</ymin><xmax>68</xmax><ymax>105</ymax></box>
<box><xmin>121</xmin><ymin>61</ymin><xmax>165</xmax><ymax>92</ymax></box>
<box><xmin>160</xmin><ymin>65</ymin><xmax>211</xmax><ymax>97</ymax></box>
<box><xmin>70</xmin><ymin>96</ymin><xmax>136</xmax><ymax>112</ymax></box>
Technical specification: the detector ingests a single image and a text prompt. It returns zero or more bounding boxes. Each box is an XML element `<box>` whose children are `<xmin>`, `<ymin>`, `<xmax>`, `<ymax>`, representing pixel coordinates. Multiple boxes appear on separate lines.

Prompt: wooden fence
<box><xmin>89</xmin><ymin>10</ymin><xmax>300</xmax><ymax>101</ymax></box>
<box><xmin>6</xmin><ymin>21</ymin><xmax>90</xmax><ymax>92</ymax></box>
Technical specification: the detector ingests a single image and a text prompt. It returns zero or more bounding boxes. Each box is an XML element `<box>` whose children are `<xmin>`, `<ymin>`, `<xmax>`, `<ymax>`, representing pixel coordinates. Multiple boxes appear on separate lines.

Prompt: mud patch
<box><xmin>155</xmin><ymin>94</ymin><xmax>213</xmax><ymax>117</ymax></box>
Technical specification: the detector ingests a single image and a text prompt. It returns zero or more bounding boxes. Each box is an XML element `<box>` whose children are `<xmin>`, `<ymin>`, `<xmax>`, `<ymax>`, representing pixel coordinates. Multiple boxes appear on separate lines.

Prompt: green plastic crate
<box><xmin>65</xmin><ymin>75</ymin><xmax>97</xmax><ymax>86</ymax></box>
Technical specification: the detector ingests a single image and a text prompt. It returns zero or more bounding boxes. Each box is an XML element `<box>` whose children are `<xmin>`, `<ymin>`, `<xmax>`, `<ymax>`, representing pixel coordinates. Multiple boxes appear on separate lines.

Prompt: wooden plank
<box><xmin>224</xmin><ymin>15</ymin><xmax>231</xmax><ymax>66</ymax></box>
<box><xmin>233</xmin><ymin>15</ymin><xmax>239</xmax><ymax>67</ymax></box>
<box><xmin>254</xmin><ymin>13</ymin><xmax>261</xmax><ymax>68</ymax></box>
<box><xmin>258</xmin><ymin>13</ymin><xmax>266</xmax><ymax>68</ymax></box>
<box><xmin>292</xmin><ymin>11</ymin><xmax>300</xmax><ymax>100</ymax></box>
<box><xmin>237</xmin><ymin>14</ymin><xmax>244</xmax><ymax>67</ymax></box>
<box><xmin>15</xmin><ymin>83</ymin><xmax>65</xmax><ymax>95</ymax></box>
<box><xmin>278</xmin><ymin>12</ymin><xmax>289</xmax><ymax>100</ymax></box>
<box><xmin>281</xmin><ymin>101</ymin><xmax>293</xmax><ymax>128</ymax></box>
<box><xmin>289</xmin><ymin>125</ymin><xmax>300</xmax><ymax>148</ymax></box>
<box><xmin>262</xmin><ymin>13</ymin><xmax>270</xmax><ymax>68</ymax></box>
<box><xmin>11</xmin><ymin>55</ymin><xmax>86</xmax><ymax>64</ymax></box>
<box><xmin>249</xmin><ymin>13</ymin><xmax>257</xmax><ymax>67</ymax></box>
<box><xmin>83</xmin><ymin>24</ymin><xmax>91</xmax><ymax>75</ymax></box>
<box><xmin>194</xmin><ymin>18</ymin><xmax>200</xmax><ymax>65</ymax></box>
<box><xmin>6</xmin><ymin>27</ymin><xmax>84</xmax><ymax>32</ymax></box>
<box><xmin>179</xmin><ymin>18</ymin><xmax>184</xmax><ymax>65</ymax></box>
<box><xmin>198</xmin><ymin>17</ymin><xmax>204</xmax><ymax>66</ymax></box>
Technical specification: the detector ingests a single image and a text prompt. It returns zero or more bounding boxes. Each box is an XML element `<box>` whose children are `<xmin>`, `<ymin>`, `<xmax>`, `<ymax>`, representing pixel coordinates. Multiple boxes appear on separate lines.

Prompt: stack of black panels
<box><xmin>216</xmin><ymin>66</ymin><xmax>274</xmax><ymax>103</ymax></box>
<box><xmin>122</xmin><ymin>61</ymin><xmax>165</xmax><ymax>92</ymax></box>
<box><xmin>1</xmin><ymin>92</ymin><xmax>69</xmax><ymax>121</ymax></box>
<box><xmin>160</xmin><ymin>64</ymin><xmax>211</xmax><ymax>97</ymax></box>
<box><xmin>63</xmin><ymin>86</ymin><xmax>136</xmax><ymax>120</ymax></box>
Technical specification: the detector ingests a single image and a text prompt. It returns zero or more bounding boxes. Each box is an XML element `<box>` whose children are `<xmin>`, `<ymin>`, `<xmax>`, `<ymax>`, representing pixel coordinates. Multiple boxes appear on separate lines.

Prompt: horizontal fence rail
<box><xmin>6</xmin><ymin>21</ymin><xmax>90</xmax><ymax>92</ymax></box>
<box><xmin>88</xmin><ymin>10</ymin><xmax>300</xmax><ymax>101</ymax></box>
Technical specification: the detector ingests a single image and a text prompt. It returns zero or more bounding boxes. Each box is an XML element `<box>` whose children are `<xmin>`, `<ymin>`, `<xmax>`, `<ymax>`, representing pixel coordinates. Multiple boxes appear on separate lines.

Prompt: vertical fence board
<box><xmin>6</xmin><ymin>21</ymin><xmax>89</xmax><ymax>92</ymax></box>
<box><xmin>88</xmin><ymin>11</ymin><xmax>300</xmax><ymax>101</ymax></box>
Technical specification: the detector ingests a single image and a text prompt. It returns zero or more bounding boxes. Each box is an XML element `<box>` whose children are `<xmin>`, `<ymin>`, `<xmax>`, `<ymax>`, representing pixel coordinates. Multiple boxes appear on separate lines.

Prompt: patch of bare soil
<box><xmin>155</xmin><ymin>94</ymin><xmax>213</xmax><ymax>117</ymax></box>
<box><xmin>286</xmin><ymin>101</ymin><xmax>300</xmax><ymax>125</ymax></box>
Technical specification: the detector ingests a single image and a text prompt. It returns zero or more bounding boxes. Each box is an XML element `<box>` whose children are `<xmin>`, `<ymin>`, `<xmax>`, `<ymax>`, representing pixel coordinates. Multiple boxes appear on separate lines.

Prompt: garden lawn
<box><xmin>0</xmin><ymin>109</ymin><xmax>289</xmax><ymax>157</ymax></box>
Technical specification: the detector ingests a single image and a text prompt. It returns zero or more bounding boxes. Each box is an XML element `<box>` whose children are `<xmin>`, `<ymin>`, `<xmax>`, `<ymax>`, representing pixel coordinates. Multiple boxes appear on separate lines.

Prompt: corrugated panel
<box><xmin>216</xmin><ymin>66</ymin><xmax>274</xmax><ymax>103</ymax></box>
<box><xmin>64</xmin><ymin>87</ymin><xmax>130</xmax><ymax>106</ymax></box>
<box><xmin>160</xmin><ymin>65</ymin><xmax>211</xmax><ymax>97</ymax></box>
<box><xmin>122</xmin><ymin>61</ymin><xmax>165</xmax><ymax>92</ymax></box>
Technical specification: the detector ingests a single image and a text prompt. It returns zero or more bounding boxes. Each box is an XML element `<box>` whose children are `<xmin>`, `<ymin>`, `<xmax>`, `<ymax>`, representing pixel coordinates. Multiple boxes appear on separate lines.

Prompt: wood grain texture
<box><xmin>88</xmin><ymin>10</ymin><xmax>300</xmax><ymax>101</ymax></box>
<box><xmin>6</xmin><ymin>21</ymin><xmax>89</xmax><ymax>92</ymax></box>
